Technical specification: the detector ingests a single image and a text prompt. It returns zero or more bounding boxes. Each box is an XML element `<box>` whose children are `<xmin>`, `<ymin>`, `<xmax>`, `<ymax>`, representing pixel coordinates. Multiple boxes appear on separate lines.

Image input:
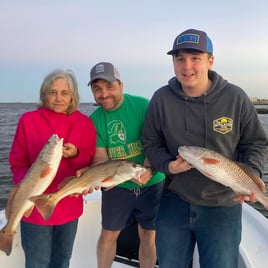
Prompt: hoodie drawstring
<box><xmin>185</xmin><ymin>97</ymin><xmax>190</xmax><ymax>135</ymax></box>
<box><xmin>203</xmin><ymin>93</ymin><xmax>208</xmax><ymax>147</ymax></box>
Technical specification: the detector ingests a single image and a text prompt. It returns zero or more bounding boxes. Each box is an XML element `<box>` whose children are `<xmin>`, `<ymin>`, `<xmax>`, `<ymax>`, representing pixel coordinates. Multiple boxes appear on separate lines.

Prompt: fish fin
<box><xmin>237</xmin><ymin>162</ymin><xmax>256</xmax><ymax>177</ymax></box>
<box><xmin>5</xmin><ymin>187</ymin><xmax>19</xmax><ymax>219</ymax></box>
<box><xmin>40</xmin><ymin>167</ymin><xmax>52</xmax><ymax>178</ymax></box>
<box><xmin>91</xmin><ymin>160</ymin><xmax>109</xmax><ymax>167</ymax></box>
<box><xmin>202</xmin><ymin>171</ymin><xmax>213</xmax><ymax>178</ymax></box>
<box><xmin>99</xmin><ymin>177</ymin><xmax>117</xmax><ymax>190</ymax></box>
<box><xmin>101</xmin><ymin>177</ymin><xmax>115</xmax><ymax>183</ymax></box>
<box><xmin>0</xmin><ymin>227</ymin><xmax>15</xmax><ymax>256</ymax></box>
<box><xmin>103</xmin><ymin>185</ymin><xmax>116</xmax><ymax>191</ymax></box>
<box><xmin>58</xmin><ymin>176</ymin><xmax>75</xmax><ymax>189</ymax></box>
<box><xmin>237</xmin><ymin>162</ymin><xmax>266</xmax><ymax>192</ymax></box>
<box><xmin>24</xmin><ymin>205</ymin><xmax>34</xmax><ymax>217</ymax></box>
<box><xmin>202</xmin><ymin>158</ymin><xmax>220</xmax><ymax>165</ymax></box>
<box><xmin>30</xmin><ymin>194</ymin><xmax>56</xmax><ymax>221</ymax></box>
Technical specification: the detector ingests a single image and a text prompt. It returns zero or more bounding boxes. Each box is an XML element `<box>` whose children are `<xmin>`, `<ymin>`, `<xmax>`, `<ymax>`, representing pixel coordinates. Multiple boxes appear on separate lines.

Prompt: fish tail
<box><xmin>30</xmin><ymin>194</ymin><xmax>56</xmax><ymax>221</ymax></box>
<box><xmin>0</xmin><ymin>226</ymin><xmax>14</xmax><ymax>256</ymax></box>
<box><xmin>257</xmin><ymin>194</ymin><xmax>268</xmax><ymax>211</ymax></box>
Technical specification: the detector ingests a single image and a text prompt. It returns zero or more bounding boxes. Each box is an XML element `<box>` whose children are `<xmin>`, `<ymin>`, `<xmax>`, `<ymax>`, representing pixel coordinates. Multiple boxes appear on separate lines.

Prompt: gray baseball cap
<box><xmin>88</xmin><ymin>62</ymin><xmax>121</xmax><ymax>86</ymax></box>
<box><xmin>167</xmin><ymin>29</ymin><xmax>213</xmax><ymax>55</ymax></box>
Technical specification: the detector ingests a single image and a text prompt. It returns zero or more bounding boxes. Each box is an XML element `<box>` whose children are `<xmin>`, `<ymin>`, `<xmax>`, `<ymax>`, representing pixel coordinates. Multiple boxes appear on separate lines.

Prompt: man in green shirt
<box><xmin>88</xmin><ymin>62</ymin><xmax>165</xmax><ymax>268</ymax></box>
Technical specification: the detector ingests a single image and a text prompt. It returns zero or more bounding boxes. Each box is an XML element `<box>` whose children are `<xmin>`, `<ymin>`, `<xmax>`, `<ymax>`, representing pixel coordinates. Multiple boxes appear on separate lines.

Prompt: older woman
<box><xmin>9</xmin><ymin>69</ymin><xmax>96</xmax><ymax>268</ymax></box>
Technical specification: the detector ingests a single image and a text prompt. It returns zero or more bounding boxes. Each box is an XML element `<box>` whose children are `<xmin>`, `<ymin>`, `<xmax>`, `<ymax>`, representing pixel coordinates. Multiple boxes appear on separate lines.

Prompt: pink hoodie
<box><xmin>9</xmin><ymin>107</ymin><xmax>96</xmax><ymax>225</ymax></box>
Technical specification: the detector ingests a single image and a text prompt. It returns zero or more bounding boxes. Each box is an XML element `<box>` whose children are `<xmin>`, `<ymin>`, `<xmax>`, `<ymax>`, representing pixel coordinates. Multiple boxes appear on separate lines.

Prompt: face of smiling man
<box><xmin>91</xmin><ymin>79</ymin><xmax>124</xmax><ymax>111</ymax></box>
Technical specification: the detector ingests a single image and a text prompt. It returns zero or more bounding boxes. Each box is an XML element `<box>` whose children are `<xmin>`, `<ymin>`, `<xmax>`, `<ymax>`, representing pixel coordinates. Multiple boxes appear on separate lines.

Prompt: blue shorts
<box><xmin>101</xmin><ymin>181</ymin><xmax>164</xmax><ymax>231</ymax></box>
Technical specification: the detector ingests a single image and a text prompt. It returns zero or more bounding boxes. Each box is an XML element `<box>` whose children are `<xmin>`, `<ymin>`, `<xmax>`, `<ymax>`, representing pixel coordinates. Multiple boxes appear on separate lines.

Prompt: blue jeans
<box><xmin>20</xmin><ymin>219</ymin><xmax>78</xmax><ymax>268</ymax></box>
<box><xmin>156</xmin><ymin>191</ymin><xmax>242</xmax><ymax>268</ymax></box>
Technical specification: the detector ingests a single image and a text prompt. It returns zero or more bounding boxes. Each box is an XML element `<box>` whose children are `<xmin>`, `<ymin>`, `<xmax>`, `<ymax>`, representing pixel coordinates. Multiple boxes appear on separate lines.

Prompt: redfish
<box><xmin>0</xmin><ymin>134</ymin><xmax>63</xmax><ymax>256</ymax></box>
<box><xmin>30</xmin><ymin>160</ymin><xmax>149</xmax><ymax>221</ymax></box>
<box><xmin>178</xmin><ymin>146</ymin><xmax>268</xmax><ymax>210</ymax></box>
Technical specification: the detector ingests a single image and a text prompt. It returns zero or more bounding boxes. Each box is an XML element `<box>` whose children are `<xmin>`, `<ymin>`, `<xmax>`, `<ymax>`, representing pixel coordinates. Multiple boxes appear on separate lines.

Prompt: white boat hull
<box><xmin>1</xmin><ymin>191</ymin><xmax>268</xmax><ymax>267</ymax></box>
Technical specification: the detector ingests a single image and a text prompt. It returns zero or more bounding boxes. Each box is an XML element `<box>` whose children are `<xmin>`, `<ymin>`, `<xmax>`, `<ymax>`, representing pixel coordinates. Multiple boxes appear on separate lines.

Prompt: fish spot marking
<box><xmin>202</xmin><ymin>158</ymin><xmax>220</xmax><ymax>165</ymax></box>
<box><xmin>40</xmin><ymin>167</ymin><xmax>52</xmax><ymax>178</ymax></box>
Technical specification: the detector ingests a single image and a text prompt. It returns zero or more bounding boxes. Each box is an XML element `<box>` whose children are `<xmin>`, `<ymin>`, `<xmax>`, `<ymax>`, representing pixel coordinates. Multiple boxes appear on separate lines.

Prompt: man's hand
<box><xmin>233</xmin><ymin>179</ymin><xmax>266</xmax><ymax>204</ymax></box>
<box><xmin>131</xmin><ymin>168</ymin><xmax>152</xmax><ymax>185</ymax></box>
<box><xmin>169</xmin><ymin>156</ymin><xmax>192</xmax><ymax>174</ymax></box>
<box><xmin>233</xmin><ymin>192</ymin><xmax>257</xmax><ymax>204</ymax></box>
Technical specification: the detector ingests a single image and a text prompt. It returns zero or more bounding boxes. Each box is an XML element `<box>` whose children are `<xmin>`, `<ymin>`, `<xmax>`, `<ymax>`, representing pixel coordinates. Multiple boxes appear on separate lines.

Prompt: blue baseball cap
<box><xmin>167</xmin><ymin>29</ymin><xmax>213</xmax><ymax>55</ymax></box>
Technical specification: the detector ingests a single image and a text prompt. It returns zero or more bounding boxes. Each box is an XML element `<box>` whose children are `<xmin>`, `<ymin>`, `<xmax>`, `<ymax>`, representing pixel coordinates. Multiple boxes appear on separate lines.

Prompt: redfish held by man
<box><xmin>178</xmin><ymin>145</ymin><xmax>268</xmax><ymax>210</ymax></box>
<box><xmin>30</xmin><ymin>160</ymin><xmax>150</xmax><ymax>221</ymax></box>
<box><xmin>0</xmin><ymin>134</ymin><xmax>63</xmax><ymax>256</ymax></box>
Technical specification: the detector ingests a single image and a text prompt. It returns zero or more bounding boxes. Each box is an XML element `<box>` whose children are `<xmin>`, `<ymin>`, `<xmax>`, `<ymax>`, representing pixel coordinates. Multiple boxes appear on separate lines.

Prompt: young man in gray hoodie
<box><xmin>142</xmin><ymin>28</ymin><xmax>267</xmax><ymax>268</ymax></box>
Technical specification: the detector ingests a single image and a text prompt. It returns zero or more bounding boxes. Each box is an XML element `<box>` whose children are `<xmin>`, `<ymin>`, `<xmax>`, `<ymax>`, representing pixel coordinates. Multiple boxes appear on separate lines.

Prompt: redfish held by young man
<box><xmin>30</xmin><ymin>160</ymin><xmax>150</xmax><ymax>221</ymax></box>
<box><xmin>0</xmin><ymin>134</ymin><xmax>63</xmax><ymax>256</ymax></box>
<box><xmin>178</xmin><ymin>145</ymin><xmax>268</xmax><ymax>210</ymax></box>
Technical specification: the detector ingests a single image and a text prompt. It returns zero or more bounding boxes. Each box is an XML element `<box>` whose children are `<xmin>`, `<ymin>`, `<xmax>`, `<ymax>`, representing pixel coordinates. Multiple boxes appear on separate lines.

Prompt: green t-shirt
<box><xmin>90</xmin><ymin>94</ymin><xmax>165</xmax><ymax>188</ymax></box>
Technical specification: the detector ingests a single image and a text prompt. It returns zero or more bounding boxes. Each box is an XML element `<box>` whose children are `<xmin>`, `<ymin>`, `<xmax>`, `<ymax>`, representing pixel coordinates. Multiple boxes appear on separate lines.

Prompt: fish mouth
<box><xmin>134</xmin><ymin>168</ymin><xmax>147</xmax><ymax>179</ymax></box>
<box><xmin>144</xmin><ymin>166</ymin><xmax>155</xmax><ymax>173</ymax></box>
<box><xmin>178</xmin><ymin>146</ymin><xmax>186</xmax><ymax>153</ymax></box>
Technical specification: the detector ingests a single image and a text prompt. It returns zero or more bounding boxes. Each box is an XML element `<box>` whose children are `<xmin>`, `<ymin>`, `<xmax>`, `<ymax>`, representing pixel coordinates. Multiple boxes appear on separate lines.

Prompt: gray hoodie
<box><xmin>142</xmin><ymin>70</ymin><xmax>267</xmax><ymax>206</ymax></box>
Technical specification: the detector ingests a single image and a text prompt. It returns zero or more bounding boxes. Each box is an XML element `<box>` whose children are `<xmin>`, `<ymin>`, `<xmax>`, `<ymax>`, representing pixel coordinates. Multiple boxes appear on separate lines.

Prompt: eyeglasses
<box><xmin>48</xmin><ymin>89</ymin><xmax>71</xmax><ymax>98</ymax></box>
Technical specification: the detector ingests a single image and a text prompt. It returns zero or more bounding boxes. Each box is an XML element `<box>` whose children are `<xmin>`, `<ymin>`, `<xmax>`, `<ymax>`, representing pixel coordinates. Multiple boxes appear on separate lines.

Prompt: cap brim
<box><xmin>167</xmin><ymin>49</ymin><xmax>176</xmax><ymax>55</ymax></box>
<box><xmin>167</xmin><ymin>47</ymin><xmax>210</xmax><ymax>56</ymax></box>
<box><xmin>88</xmin><ymin>75</ymin><xmax>117</xmax><ymax>86</ymax></box>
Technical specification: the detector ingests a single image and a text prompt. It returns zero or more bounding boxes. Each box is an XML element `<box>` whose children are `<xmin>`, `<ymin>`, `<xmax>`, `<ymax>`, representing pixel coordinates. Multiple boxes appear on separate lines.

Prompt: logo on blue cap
<box><xmin>177</xmin><ymin>34</ymin><xmax>200</xmax><ymax>45</ymax></box>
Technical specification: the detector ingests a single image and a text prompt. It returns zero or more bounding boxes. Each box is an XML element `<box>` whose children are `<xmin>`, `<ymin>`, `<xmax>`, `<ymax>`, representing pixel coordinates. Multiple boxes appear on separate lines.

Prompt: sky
<box><xmin>1</xmin><ymin>0</ymin><xmax>268</xmax><ymax>103</ymax></box>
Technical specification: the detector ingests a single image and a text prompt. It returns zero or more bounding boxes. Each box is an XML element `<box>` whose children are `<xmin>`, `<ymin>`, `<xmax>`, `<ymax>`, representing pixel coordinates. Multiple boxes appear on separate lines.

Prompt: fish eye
<box><xmin>133</xmin><ymin>163</ymin><xmax>140</xmax><ymax>168</ymax></box>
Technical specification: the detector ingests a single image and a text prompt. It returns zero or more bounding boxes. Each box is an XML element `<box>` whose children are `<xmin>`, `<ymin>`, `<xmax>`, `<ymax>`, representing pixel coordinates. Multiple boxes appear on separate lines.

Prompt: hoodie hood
<box><xmin>166</xmin><ymin>70</ymin><xmax>228</xmax><ymax>147</ymax></box>
<box><xmin>165</xmin><ymin>70</ymin><xmax>228</xmax><ymax>147</ymax></box>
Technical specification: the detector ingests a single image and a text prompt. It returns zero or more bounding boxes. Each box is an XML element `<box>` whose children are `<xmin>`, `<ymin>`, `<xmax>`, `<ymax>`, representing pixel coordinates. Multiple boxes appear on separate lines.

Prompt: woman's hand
<box><xmin>63</xmin><ymin>143</ymin><xmax>78</xmax><ymax>158</ymax></box>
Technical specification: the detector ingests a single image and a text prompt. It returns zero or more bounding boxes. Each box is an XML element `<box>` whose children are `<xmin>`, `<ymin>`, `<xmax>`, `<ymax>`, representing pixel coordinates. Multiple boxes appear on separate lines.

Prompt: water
<box><xmin>0</xmin><ymin>103</ymin><xmax>268</xmax><ymax>218</ymax></box>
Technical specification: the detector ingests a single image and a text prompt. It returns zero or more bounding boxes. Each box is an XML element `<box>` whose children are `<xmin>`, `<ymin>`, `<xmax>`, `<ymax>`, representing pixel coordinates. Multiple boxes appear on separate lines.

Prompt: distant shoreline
<box><xmin>0</xmin><ymin>99</ymin><xmax>268</xmax><ymax>105</ymax></box>
<box><xmin>252</xmin><ymin>100</ymin><xmax>268</xmax><ymax>105</ymax></box>
<box><xmin>0</xmin><ymin>101</ymin><xmax>267</xmax><ymax>113</ymax></box>
<box><xmin>252</xmin><ymin>100</ymin><xmax>268</xmax><ymax>113</ymax></box>
<box><xmin>256</xmin><ymin>108</ymin><xmax>268</xmax><ymax>114</ymax></box>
